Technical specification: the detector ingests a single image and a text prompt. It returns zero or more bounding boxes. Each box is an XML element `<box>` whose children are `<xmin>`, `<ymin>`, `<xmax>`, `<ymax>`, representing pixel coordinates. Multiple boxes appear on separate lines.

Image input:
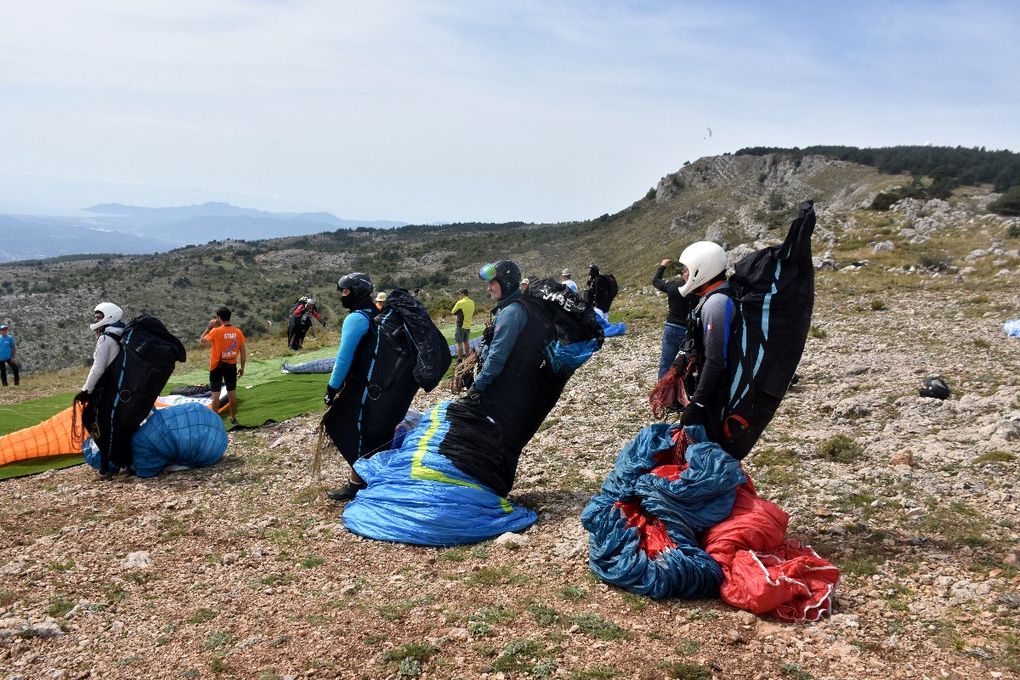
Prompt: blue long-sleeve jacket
<box><xmin>328</xmin><ymin>310</ymin><xmax>372</xmax><ymax>390</ymax></box>
<box><xmin>473</xmin><ymin>291</ymin><xmax>528</xmax><ymax>392</ymax></box>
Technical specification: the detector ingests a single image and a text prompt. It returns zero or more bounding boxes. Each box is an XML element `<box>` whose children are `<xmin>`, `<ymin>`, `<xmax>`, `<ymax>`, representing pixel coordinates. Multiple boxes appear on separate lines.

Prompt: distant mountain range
<box><xmin>0</xmin><ymin>201</ymin><xmax>407</xmax><ymax>262</ymax></box>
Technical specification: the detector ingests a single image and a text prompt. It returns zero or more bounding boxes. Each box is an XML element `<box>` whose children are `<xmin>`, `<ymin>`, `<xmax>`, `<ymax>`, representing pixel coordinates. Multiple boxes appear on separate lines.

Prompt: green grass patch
<box><xmin>558</xmin><ymin>585</ymin><xmax>587</xmax><ymax>601</ymax></box>
<box><xmin>381</xmin><ymin>642</ymin><xmax>439</xmax><ymax>676</ymax></box>
<box><xmin>300</xmin><ymin>555</ymin><xmax>325</xmax><ymax>569</ymax></box>
<box><xmin>437</xmin><ymin>547</ymin><xmax>470</xmax><ymax>562</ymax></box>
<box><xmin>492</xmin><ymin>639</ymin><xmax>550</xmax><ymax>675</ymax></box>
<box><xmin>205</xmin><ymin>630</ymin><xmax>235</xmax><ymax>650</ymax></box>
<box><xmin>46</xmin><ymin>595</ymin><xmax>76</xmax><ymax>618</ymax></box>
<box><xmin>754</xmin><ymin>446</ymin><xmax>800</xmax><ymax>467</ymax></box>
<box><xmin>567</xmin><ymin>613</ymin><xmax>627</xmax><ymax>641</ymax></box>
<box><xmin>187</xmin><ymin>608</ymin><xmax>219</xmax><ymax>624</ymax></box>
<box><xmin>0</xmin><ymin>453</ymin><xmax>84</xmax><ymax>481</ymax></box>
<box><xmin>528</xmin><ymin>603</ymin><xmax>561</xmax><ymax>626</ymax></box>
<box><xmin>49</xmin><ymin>559</ymin><xmax>75</xmax><ymax>572</ymax></box>
<box><xmin>780</xmin><ymin>663</ymin><xmax>814</xmax><ymax>680</ymax></box>
<box><xmin>973</xmin><ymin>450</ymin><xmax>1016</xmax><ymax>464</ymax></box>
<box><xmin>463</xmin><ymin>565</ymin><xmax>525</xmax><ymax>587</ymax></box>
<box><xmin>674</xmin><ymin>639</ymin><xmax>700</xmax><ymax>656</ymax></box>
<box><xmin>840</xmin><ymin>555</ymin><xmax>884</xmax><ymax>577</ymax></box>
<box><xmin>657</xmin><ymin>661</ymin><xmax>713</xmax><ymax>680</ymax></box>
<box><xmin>686</xmin><ymin>607</ymin><xmax>719</xmax><ymax>621</ymax></box>
<box><xmin>569</xmin><ymin>667</ymin><xmax>622</xmax><ymax>680</ymax></box>
<box><xmin>818</xmin><ymin>434</ymin><xmax>864</xmax><ymax>463</ymax></box>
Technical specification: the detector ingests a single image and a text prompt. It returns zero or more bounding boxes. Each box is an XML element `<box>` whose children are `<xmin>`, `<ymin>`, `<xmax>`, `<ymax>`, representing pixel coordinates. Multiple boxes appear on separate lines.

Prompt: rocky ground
<box><xmin>2</xmin><ymin>262</ymin><xmax>1020</xmax><ymax>679</ymax></box>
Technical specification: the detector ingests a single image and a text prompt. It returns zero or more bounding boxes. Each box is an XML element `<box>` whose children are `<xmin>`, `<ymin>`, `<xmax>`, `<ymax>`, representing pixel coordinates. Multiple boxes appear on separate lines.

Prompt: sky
<box><xmin>1</xmin><ymin>0</ymin><xmax>1018</xmax><ymax>223</ymax></box>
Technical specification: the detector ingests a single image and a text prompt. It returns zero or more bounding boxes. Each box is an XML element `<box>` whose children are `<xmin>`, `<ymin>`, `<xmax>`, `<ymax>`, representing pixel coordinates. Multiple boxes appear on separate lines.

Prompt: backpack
<box><xmin>378</xmin><ymin>289</ymin><xmax>452</xmax><ymax>392</ymax></box>
<box><xmin>521</xmin><ymin>279</ymin><xmax>605</xmax><ymax>373</ymax></box>
<box><xmin>699</xmin><ymin>201</ymin><xmax>816</xmax><ymax>459</ymax></box>
<box><xmin>602</xmin><ymin>274</ymin><xmax>619</xmax><ymax>310</ymax></box>
<box><xmin>86</xmin><ymin>314</ymin><xmax>187</xmax><ymax>473</ymax></box>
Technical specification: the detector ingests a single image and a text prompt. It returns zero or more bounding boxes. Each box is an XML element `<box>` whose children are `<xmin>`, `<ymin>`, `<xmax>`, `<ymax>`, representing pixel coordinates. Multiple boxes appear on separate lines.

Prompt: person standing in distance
<box><xmin>652</xmin><ymin>258</ymin><xmax>694</xmax><ymax>380</ymax></box>
<box><xmin>0</xmin><ymin>323</ymin><xmax>19</xmax><ymax>387</ymax></box>
<box><xmin>451</xmin><ymin>288</ymin><xmax>475</xmax><ymax>363</ymax></box>
<box><xmin>201</xmin><ymin>307</ymin><xmax>247</xmax><ymax>426</ymax></box>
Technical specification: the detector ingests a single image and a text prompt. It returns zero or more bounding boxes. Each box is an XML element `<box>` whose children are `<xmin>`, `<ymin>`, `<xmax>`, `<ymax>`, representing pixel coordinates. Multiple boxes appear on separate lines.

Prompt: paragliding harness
<box><xmin>650</xmin><ymin>201</ymin><xmax>817</xmax><ymax>460</ymax></box>
<box><xmin>517</xmin><ymin>278</ymin><xmax>605</xmax><ymax>375</ymax></box>
<box><xmin>316</xmin><ymin>290</ymin><xmax>450</xmax><ymax>474</ymax></box>
<box><xmin>78</xmin><ymin>314</ymin><xmax>187</xmax><ymax>474</ymax></box>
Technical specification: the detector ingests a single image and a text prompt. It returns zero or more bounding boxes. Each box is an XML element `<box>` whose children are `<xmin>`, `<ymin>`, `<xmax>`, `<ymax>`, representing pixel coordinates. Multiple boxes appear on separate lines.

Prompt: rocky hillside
<box><xmin>0</xmin><ymin>151</ymin><xmax>1018</xmax><ymax>378</ymax></box>
<box><xmin>1</xmin><ymin>258</ymin><xmax>1019</xmax><ymax>677</ymax></box>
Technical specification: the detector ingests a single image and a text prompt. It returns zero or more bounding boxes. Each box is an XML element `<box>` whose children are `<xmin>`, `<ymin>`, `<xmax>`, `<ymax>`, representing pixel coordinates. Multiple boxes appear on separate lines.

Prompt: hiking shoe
<box><xmin>326</xmin><ymin>480</ymin><xmax>367</xmax><ymax>502</ymax></box>
<box><xmin>229</xmin><ymin>417</ymin><xmax>239</xmax><ymax>426</ymax></box>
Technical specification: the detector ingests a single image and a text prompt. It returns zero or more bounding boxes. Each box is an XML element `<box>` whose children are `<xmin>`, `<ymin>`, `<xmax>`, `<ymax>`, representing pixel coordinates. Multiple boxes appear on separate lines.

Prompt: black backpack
<box><xmin>85</xmin><ymin>314</ymin><xmax>187</xmax><ymax>473</ymax></box>
<box><xmin>603</xmin><ymin>274</ymin><xmax>619</xmax><ymax>308</ymax></box>
<box><xmin>522</xmin><ymin>278</ymin><xmax>605</xmax><ymax>372</ymax></box>
<box><xmin>702</xmin><ymin>202</ymin><xmax>816</xmax><ymax>459</ymax></box>
<box><xmin>378</xmin><ymin>289</ymin><xmax>452</xmax><ymax>392</ymax></box>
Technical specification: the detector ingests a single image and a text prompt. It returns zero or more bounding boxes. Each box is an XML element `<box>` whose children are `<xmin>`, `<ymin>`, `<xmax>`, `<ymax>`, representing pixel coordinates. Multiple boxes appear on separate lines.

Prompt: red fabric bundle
<box><xmin>702</xmin><ymin>483</ymin><xmax>840</xmax><ymax>623</ymax></box>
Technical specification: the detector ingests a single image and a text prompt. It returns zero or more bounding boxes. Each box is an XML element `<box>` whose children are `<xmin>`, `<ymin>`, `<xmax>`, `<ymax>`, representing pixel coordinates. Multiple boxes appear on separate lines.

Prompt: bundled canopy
<box><xmin>84</xmin><ymin>402</ymin><xmax>227</xmax><ymax>477</ymax></box>
<box><xmin>581</xmin><ymin>424</ymin><xmax>743</xmax><ymax>599</ymax></box>
<box><xmin>342</xmin><ymin>401</ymin><xmax>538</xmax><ymax>545</ymax></box>
<box><xmin>583</xmin><ymin>423</ymin><xmax>839</xmax><ymax>621</ymax></box>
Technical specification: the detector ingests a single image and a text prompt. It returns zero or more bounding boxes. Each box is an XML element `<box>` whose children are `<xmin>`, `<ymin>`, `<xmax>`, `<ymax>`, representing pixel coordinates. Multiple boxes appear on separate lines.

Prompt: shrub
<box><xmin>818</xmin><ymin>434</ymin><xmax>863</xmax><ymax>463</ymax></box>
<box><xmin>870</xmin><ymin>299</ymin><xmax>887</xmax><ymax>311</ymax></box>
<box><xmin>989</xmin><ymin>185</ymin><xmax>1020</xmax><ymax>216</ymax></box>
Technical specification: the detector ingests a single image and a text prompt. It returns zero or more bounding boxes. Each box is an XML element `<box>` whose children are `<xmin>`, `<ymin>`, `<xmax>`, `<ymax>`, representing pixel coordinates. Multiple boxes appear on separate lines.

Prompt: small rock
<box><xmin>890</xmin><ymin>449</ymin><xmax>914</xmax><ymax>466</ymax></box>
<box><xmin>568</xmin><ymin>624</ymin><xmax>580</xmax><ymax>634</ymax></box>
<box><xmin>1</xmin><ymin>559</ymin><xmax>28</xmax><ymax>576</ymax></box>
<box><xmin>446</xmin><ymin>627</ymin><xmax>470</xmax><ymax>641</ymax></box>
<box><xmin>725</xmin><ymin>629</ymin><xmax>744</xmax><ymax>644</ymax></box>
<box><xmin>22</xmin><ymin>621</ymin><xmax>64</xmax><ymax>639</ymax></box>
<box><xmin>494</xmin><ymin>532</ymin><xmax>530</xmax><ymax>549</ymax></box>
<box><xmin>221</xmin><ymin>552</ymin><xmax>240</xmax><ymax>566</ymax></box>
<box><xmin>120</xmin><ymin>551</ymin><xmax>153</xmax><ymax>569</ymax></box>
<box><xmin>1004</xmin><ymin>549</ymin><xmax>1020</xmax><ymax>568</ymax></box>
<box><xmin>737</xmin><ymin>611</ymin><xmax>757</xmax><ymax>626</ymax></box>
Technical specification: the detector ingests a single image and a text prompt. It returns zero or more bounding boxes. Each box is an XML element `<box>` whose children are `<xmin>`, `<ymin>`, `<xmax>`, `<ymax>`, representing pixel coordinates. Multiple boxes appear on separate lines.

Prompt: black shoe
<box><xmin>326</xmin><ymin>480</ymin><xmax>367</xmax><ymax>502</ymax></box>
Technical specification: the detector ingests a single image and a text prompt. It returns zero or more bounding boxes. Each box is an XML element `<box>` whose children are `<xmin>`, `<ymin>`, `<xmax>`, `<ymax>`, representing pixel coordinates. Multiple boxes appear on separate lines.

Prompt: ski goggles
<box><xmin>479</xmin><ymin>263</ymin><xmax>498</xmax><ymax>282</ymax></box>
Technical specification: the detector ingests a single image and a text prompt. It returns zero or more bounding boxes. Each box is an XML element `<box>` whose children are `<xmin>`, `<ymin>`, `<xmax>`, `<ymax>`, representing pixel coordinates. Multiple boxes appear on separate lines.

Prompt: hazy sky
<box><xmin>1</xmin><ymin>1</ymin><xmax>1017</xmax><ymax>223</ymax></box>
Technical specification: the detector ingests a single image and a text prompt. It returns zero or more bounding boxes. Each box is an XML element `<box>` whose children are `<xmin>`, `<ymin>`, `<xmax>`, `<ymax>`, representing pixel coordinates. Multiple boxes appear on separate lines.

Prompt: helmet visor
<box><xmin>479</xmin><ymin>263</ymin><xmax>498</xmax><ymax>282</ymax></box>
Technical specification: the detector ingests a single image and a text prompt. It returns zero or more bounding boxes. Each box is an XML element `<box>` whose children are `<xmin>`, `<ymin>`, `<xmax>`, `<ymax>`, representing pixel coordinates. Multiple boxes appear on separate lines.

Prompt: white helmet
<box><xmin>90</xmin><ymin>302</ymin><xmax>123</xmax><ymax>331</ymax></box>
<box><xmin>677</xmin><ymin>241</ymin><xmax>727</xmax><ymax>297</ymax></box>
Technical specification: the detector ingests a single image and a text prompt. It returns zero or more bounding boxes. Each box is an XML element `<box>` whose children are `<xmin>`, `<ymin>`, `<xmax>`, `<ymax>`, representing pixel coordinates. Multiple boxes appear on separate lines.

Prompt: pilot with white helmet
<box><xmin>75</xmin><ymin>302</ymin><xmax>125</xmax><ymax>403</ymax></box>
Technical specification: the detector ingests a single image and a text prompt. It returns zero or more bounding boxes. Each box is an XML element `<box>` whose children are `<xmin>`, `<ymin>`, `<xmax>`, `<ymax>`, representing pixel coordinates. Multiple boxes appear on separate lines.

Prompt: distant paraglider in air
<box><xmin>704</xmin><ymin>127</ymin><xmax>712</xmax><ymax>140</ymax></box>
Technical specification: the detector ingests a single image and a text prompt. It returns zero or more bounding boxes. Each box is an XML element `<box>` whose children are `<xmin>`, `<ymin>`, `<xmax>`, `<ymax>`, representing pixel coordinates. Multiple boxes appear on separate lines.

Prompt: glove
<box><xmin>460</xmin><ymin>386</ymin><xmax>482</xmax><ymax>403</ymax></box>
<box><xmin>324</xmin><ymin>386</ymin><xmax>339</xmax><ymax>406</ymax></box>
<box><xmin>681</xmin><ymin>402</ymin><xmax>706</xmax><ymax>426</ymax></box>
<box><xmin>74</xmin><ymin>390</ymin><xmax>90</xmax><ymax>404</ymax></box>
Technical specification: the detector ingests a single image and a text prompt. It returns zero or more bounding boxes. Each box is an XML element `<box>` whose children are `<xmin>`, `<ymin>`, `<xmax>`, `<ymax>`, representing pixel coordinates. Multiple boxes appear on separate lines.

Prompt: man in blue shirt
<box><xmin>0</xmin><ymin>323</ymin><xmax>18</xmax><ymax>387</ymax></box>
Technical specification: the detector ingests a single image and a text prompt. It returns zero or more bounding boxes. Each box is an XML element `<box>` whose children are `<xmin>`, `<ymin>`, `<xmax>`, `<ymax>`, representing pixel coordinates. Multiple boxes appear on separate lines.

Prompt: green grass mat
<box><xmin>0</xmin><ymin>453</ymin><xmax>83</xmax><ymax>481</ymax></box>
<box><xmin>167</xmin><ymin>346</ymin><xmax>337</xmax><ymax>390</ymax></box>
<box><xmin>227</xmin><ymin>374</ymin><xmax>327</xmax><ymax>429</ymax></box>
<box><xmin>0</xmin><ymin>392</ymin><xmax>77</xmax><ymax>436</ymax></box>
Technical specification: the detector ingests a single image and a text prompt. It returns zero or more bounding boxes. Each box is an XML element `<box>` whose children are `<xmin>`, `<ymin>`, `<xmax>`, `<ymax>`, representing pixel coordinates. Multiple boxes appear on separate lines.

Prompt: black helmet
<box><xmin>589</xmin><ymin>263</ymin><xmax>600</xmax><ymax>276</ymax></box>
<box><xmin>337</xmin><ymin>272</ymin><xmax>373</xmax><ymax>294</ymax></box>
<box><xmin>479</xmin><ymin>260</ymin><xmax>521</xmax><ymax>296</ymax></box>
<box><xmin>919</xmin><ymin>376</ymin><xmax>950</xmax><ymax>400</ymax></box>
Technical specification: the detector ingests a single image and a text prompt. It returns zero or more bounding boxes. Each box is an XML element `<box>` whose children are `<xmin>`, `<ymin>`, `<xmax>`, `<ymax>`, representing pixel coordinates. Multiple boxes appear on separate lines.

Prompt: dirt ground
<box><xmin>2</xmin><ymin>277</ymin><xmax>1019</xmax><ymax>680</ymax></box>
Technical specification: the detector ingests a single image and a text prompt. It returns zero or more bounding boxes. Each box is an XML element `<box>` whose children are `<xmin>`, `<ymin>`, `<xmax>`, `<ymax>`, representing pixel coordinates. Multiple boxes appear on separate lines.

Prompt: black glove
<box><xmin>74</xmin><ymin>390</ymin><xmax>90</xmax><ymax>404</ymax></box>
<box><xmin>324</xmin><ymin>386</ymin><xmax>339</xmax><ymax>406</ymax></box>
<box><xmin>681</xmin><ymin>402</ymin><xmax>706</xmax><ymax>426</ymax></box>
<box><xmin>460</xmin><ymin>386</ymin><xmax>482</xmax><ymax>403</ymax></box>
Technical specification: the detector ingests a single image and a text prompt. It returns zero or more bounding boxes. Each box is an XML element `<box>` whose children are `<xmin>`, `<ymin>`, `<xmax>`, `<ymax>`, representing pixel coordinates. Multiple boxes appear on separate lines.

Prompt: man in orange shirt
<box><xmin>200</xmin><ymin>306</ymin><xmax>247</xmax><ymax>426</ymax></box>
